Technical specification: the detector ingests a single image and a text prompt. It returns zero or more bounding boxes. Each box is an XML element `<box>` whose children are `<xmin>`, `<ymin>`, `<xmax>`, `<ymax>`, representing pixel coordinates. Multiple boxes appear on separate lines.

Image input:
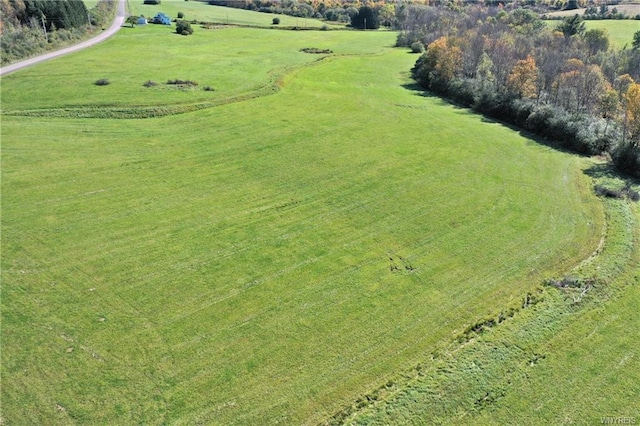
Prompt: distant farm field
<box><xmin>544</xmin><ymin>18</ymin><xmax>640</xmax><ymax>47</ymax></box>
<box><xmin>0</xmin><ymin>20</ymin><xmax>612</xmax><ymax>425</ymax></box>
<box><xmin>128</xmin><ymin>1</ymin><xmax>344</xmax><ymax>28</ymax></box>
<box><xmin>584</xmin><ymin>20</ymin><xmax>640</xmax><ymax>46</ymax></box>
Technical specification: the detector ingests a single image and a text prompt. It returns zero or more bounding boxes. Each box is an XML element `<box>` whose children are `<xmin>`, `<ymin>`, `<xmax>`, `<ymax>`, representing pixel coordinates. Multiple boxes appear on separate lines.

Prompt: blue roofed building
<box><xmin>152</xmin><ymin>13</ymin><xmax>171</xmax><ymax>25</ymax></box>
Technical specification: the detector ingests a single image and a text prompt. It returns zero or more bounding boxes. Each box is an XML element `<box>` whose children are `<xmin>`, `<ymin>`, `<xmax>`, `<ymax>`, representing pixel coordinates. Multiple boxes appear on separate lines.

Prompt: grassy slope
<box><xmin>128</xmin><ymin>0</ymin><xmax>343</xmax><ymax>28</ymax></box>
<box><xmin>584</xmin><ymin>20</ymin><xmax>640</xmax><ymax>47</ymax></box>
<box><xmin>544</xmin><ymin>19</ymin><xmax>640</xmax><ymax>47</ymax></box>
<box><xmin>348</xmin><ymin>170</ymin><xmax>640</xmax><ymax>425</ymax></box>
<box><xmin>1</xmin><ymin>27</ymin><xmax>604</xmax><ymax>424</ymax></box>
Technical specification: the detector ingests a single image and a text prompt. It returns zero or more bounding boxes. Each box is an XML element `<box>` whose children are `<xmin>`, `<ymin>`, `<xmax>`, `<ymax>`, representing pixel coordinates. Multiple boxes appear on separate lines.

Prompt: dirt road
<box><xmin>0</xmin><ymin>0</ymin><xmax>126</xmax><ymax>77</ymax></box>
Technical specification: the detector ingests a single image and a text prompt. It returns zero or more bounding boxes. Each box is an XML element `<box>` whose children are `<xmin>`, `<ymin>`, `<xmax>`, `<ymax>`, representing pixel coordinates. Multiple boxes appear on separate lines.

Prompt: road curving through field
<box><xmin>0</xmin><ymin>0</ymin><xmax>126</xmax><ymax>77</ymax></box>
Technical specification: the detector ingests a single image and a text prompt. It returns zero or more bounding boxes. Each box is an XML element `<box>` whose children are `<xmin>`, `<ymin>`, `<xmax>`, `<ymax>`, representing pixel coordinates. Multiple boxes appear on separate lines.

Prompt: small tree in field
<box><xmin>126</xmin><ymin>16</ymin><xmax>137</xmax><ymax>28</ymax></box>
<box><xmin>272</xmin><ymin>17</ymin><xmax>280</xmax><ymax>25</ymax></box>
<box><xmin>177</xmin><ymin>11</ymin><xmax>185</xmax><ymax>19</ymax></box>
<box><xmin>176</xmin><ymin>20</ymin><xmax>193</xmax><ymax>35</ymax></box>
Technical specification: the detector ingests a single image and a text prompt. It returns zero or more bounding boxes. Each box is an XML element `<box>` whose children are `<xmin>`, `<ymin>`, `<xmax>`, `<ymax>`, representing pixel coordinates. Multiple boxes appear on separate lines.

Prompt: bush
<box><xmin>143</xmin><ymin>80</ymin><xmax>157</xmax><ymax>87</ymax></box>
<box><xmin>177</xmin><ymin>11</ymin><xmax>184</xmax><ymax>19</ymax></box>
<box><xmin>176</xmin><ymin>20</ymin><xmax>193</xmax><ymax>35</ymax></box>
<box><xmin>612</xmin><ymin>142</ymin><xmax>640</xmax><ymax>178</ymax></box>
<box><xmin>410</xmin><ymin>41</ymin><xmax>425</xmax><ymax>54</ymax></box>
<box><xmin>95</xmin><ymin>78</ymin><xmax>110</xmax><ymax>86</ymax></box>
<box><xmin>167</xmin><ymin>79</ymin><xmax>198</xmax><ymax>86</ymax></box>
<box><xmin>300</xmin><ymin>47</ymin><xmax>333</xmax><ymax>54</ymax></box>
<box><xmin>272</xmin><ymin>17</ymin><xmax>280</xmax><ymax>25</ymax></box>
<box><xmin>143</xmin><ymin>0</ymin><xmax>161</xmax><ymax>4</ymax></box>
<box><xmin>594</xmin><ymin>184</ymin><xmax>624</xmax><ymax>199</ymax></box>
<box><xmin>203</xmin><ymin>85</ymin><xmax>214</xmax><ymax>91</ymax></box>
<box><xmin>447</xmin><ymin>79</ymin><xmax>475</xmax><ymax>107</ymax></box>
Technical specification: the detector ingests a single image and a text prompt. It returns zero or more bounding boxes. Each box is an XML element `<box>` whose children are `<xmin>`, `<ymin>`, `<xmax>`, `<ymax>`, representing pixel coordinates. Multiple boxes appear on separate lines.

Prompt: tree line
<box><xmin>398</xmin><ymin>4</ymin><xmax>640</xmax><ymax>177</ymax></box>
<box><xmin>1</xmin><ymin>0</ymin><xmax>115</xmax><ymax>65</ymax></box>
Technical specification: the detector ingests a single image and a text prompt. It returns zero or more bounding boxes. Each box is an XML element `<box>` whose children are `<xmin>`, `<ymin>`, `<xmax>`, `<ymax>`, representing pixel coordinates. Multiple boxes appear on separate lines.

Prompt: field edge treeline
<box><xmin>398</xmin><ymin>5</ymin><xmax>640</xmax><ymax>177</ymax></box>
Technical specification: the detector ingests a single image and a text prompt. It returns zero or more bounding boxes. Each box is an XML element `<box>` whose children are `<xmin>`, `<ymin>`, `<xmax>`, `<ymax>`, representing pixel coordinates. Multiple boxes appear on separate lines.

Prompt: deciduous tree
<box><xmin>625</xmin><ymin>83</ymin><xmax>640</xmax><ymax>145</ymax></box>
<box><xmin>507</xmin><ymin>55</ymin><xmax>538</xmax><ymax>99</ymax></box>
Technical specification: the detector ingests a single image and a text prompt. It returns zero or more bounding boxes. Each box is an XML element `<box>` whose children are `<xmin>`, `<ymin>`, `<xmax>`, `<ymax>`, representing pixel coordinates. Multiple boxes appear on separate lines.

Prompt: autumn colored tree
<box><xmin>507</xmin><ymin>55</ymin><xmax>539</xmax><ymax>98</ymax></box>
<box><xmin>625</xmin><ymin>83</ymin><xmax>640</xmax><ymax>145</ymax></box>
<box><xmin>413</xmin><ymin>36</ymin><xmax>462</xmax><ymax>91</ymax></box>
<box><xmin>553</xmin><ymin>59</ymin><xmax>608</xmax><ymax>115</ymax></box>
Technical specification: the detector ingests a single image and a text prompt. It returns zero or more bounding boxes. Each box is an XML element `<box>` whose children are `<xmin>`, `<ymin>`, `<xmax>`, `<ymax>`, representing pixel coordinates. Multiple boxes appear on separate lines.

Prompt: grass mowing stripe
<box><xmin>2</xmin><ymin>29</ymin><xmax>603</xmax><ymax>424</ymax></box>
<box><xmin>347</xmin><ymin>167</ymin><xmax>638</xmax><ymax>425</ymax></box>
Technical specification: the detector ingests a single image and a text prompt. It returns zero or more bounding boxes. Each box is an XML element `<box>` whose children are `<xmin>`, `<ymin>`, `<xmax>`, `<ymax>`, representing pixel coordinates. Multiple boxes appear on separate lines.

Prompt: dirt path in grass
<box><xmin>0</xmin><ymin>0</ymin><xmax>126</xmax><ymax>77</ymax></box>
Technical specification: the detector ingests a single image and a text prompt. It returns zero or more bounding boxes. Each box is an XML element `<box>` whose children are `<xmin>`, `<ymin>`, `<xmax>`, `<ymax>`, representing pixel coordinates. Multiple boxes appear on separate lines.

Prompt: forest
<box><xmin>398</xmin><ymin>5</ymin><xmax>640</xmax><ymax>176</ymax></box>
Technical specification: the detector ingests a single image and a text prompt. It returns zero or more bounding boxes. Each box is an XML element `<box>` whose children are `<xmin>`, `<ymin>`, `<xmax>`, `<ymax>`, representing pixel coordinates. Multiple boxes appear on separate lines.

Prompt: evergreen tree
<box><xmin>351</xmin><ymin>6</ymin><xmax>379</xmax><ymax>30</ymax></box>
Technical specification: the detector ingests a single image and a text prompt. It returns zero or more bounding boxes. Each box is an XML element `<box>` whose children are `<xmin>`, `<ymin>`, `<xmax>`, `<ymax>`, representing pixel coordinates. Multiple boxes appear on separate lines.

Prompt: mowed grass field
<box><xmin>349</xmin><ymin>180</ymin><xmax>640</xmax><ymax>425</ymax></box>
<box><xmin>127</xmin><ymin>0</ymin><xmax>344</xmax><ymax>28</ymax></box>
<box><xmin>1</xmin><ymin>25</ymin><xmax>387</xmax><ymax>112</ymax></box>
<box><xmin>1</xmin><ymin>20</ymin><xmax>609</xmax><ymax>425</ymax></box>
<box><xmin>584</xmin><ymin>20</ymin><xmax>640</xmax><ymax>47</ymax></box>
<box><xmin>545</xmin><ymin>19</ymin><xmax>640</xmax><ymax>47</ymax></box>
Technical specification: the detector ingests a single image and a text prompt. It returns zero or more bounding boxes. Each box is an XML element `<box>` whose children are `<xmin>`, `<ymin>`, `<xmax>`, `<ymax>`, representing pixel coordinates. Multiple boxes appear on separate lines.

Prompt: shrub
<box><xmin>410</xmin><ymin>41</ymin><xmax>425</xmax><ymax>54</ymax></box>
<box><xmin>143</xmin><ymin>0</ymin><xmax>161</xmax><ymax>4</ymax></box>
<box><xmin>177</xmin><ymin>11</ymin><xmax>184</xmax><ymax>19</ymax></box>
<box><xmin>176</xmin><ymin>20</ymin><xmax>193</xmax><ymax>35</ymax></box>
<box><xmin>447</xmin><ymin>78</ymin><xmax>475</xmax><ymax>107</ymax></box>
<box><xmin>143</xmin><ymin>80</ymin><xmax>157</xmax><ymax>87</ymax></box>
<box><xmin>203</xmin><ymin>85</ymin><xmax>214</xmax><ymax>91</ymax></box>
<box><xmin>594</xmin><ymin>184</ymin><xmax>624</xmax><ymax>199</ymax></box>
<box><xmin>272</xmin><ymin>17</ymin><xmax>280</xmax><ymax>25</ymax></box>
<box><xmin>612</xmin><ymin>141</ymin><xmax>640</xmax><ymax>178</ymax></box>
<box><xmin>300</xmin><ymin>47</ymin><xmax>333</xmax><ymax>54</ymax></box>
<box><xmin>321</xmin><ymin>24</ymin><xmax>328</xmax><ymax>31</ymax></box>
<box><xmin>167</xmin><ymin>79</ymin><xmax>198</xmax><ymax>86</ymax></box>
<box><xmin>94</xmin><ymin>78</ymin><xmax>110</xmax><ymax>86</ymax></box>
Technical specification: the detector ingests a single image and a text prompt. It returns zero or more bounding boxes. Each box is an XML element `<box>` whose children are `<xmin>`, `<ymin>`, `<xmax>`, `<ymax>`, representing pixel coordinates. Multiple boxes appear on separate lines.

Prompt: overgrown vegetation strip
<box><xmin>340</xmin><ymin>165</ymin><xmax>639</xmax><ymax>425</ymax></box>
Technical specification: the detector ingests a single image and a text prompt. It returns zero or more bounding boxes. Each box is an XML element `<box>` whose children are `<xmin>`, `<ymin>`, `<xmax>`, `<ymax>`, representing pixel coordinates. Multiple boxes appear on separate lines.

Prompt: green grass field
<box><xmin>1</xmin><ymin>26</ymin><xmax>389</xmax><ymax>113</ymax></box>
<box><xmin>584</xmin><ymin>20</ymin><xmax>640</xmax><ymax>47</ymax></box>
<box><xmin>347</xmin><ymin>169</ymin><xmax>640</xmax><ymax>425</ymax></box>
<box><xmin>545</xmin><ymin>19</ymin><xmax>640</xmax><ymax>47</ymax></box>
<box><xmin>2</xmin><ymin>11</ymin><xmax>637</xmax><ymax>424</ymax></box>
<box><xmin>127</xmin><ymin>0</ymin><xmax>344</xmax><ymax>29</ymax></box>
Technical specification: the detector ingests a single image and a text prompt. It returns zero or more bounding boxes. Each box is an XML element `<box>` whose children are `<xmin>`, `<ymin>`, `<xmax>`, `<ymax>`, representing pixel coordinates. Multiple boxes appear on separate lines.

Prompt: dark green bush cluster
<box><xmin>167</xmin><ymin>79</ymin><xmax>198</xmax><ymax>86</ymax></box>
<box><xmin>300</xmin><ymin>47</ymin><xmax>332</xmax><ymax>54</ymax></box>
<box><xmin>612</xmin><ymin>142</ymin><xmax>640</xmax><ymax>179</ymax></box>
<box><xmin>143</xmin><ymin>0</ymin><xmax>161</xmax><ymax>4</ymax></box>
<box><xmin>410</xmin><ymin>41</ymin><xmax>424</xmax><ymax>54</ymax></box>
<box><xmin>176</xmin><ymin>20</ymin><xmax>193</xmax><ymax>35</ymax></box>
<box><xmin>143</xmin><ymin>80</ymin><xmax>157</xmax><ymax>87</ymax></box>
<box><xmin>594</xmin><ymin>185</ymin><xmax>625</xmax><ymax>199</ymax></box>
<box><xmin>272</xmin><ymin>17</ymin><xmax>280</xmax><ymax>25</ymax></box>
<box><xmin>95</xmin><ymin>78</ymin><xmax>110</xmax><ymax>86</ymax></box>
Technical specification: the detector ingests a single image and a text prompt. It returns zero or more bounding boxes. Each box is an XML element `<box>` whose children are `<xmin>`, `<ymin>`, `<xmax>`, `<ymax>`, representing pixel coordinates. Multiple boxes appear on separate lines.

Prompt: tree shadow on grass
<box><xmin>398</xmin><ymin>82</ymin><xmax>638</xmax><ymax>186</ymax></box>
<box><xmin>583</xmin><ymin>162</ymin><xmax>640</xmax><ymax>186</ymax></box>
